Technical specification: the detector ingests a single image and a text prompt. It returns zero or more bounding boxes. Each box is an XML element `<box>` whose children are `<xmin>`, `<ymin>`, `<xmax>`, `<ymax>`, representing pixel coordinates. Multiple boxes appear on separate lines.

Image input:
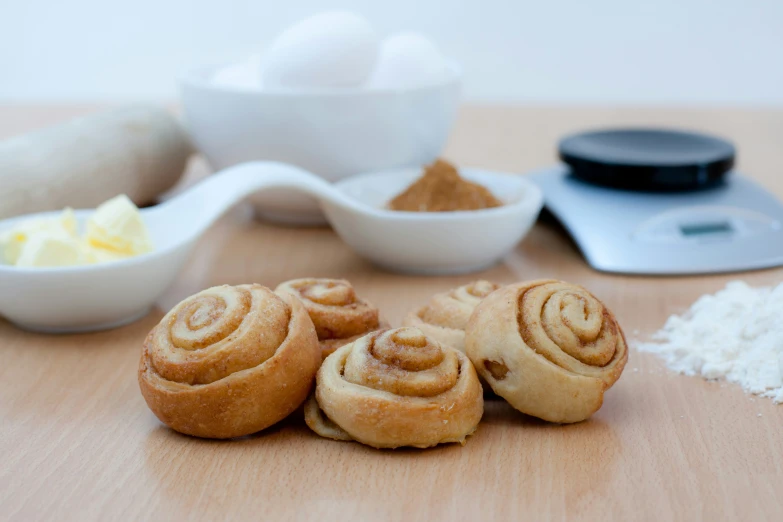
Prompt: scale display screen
<box><xmin>679</xmin><ymin>222</ymin><xmax>733</xmax><ymax>237</ymax></box>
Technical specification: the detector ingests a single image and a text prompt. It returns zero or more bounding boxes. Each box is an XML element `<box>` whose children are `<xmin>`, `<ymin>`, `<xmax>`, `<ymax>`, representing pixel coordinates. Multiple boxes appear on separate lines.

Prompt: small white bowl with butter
<box><xmin>0</xmin><ymin>195</ymin><xmax>171</xmax><ymax>333</ymax></box>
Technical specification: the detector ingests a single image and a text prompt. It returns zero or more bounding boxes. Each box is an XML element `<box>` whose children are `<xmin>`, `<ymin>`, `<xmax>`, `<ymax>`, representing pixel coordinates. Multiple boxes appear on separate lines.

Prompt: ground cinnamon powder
<box><xmin>387</xmin><ymin>159</ymin><xmax>503</xmax><ymax>212</ymax></box>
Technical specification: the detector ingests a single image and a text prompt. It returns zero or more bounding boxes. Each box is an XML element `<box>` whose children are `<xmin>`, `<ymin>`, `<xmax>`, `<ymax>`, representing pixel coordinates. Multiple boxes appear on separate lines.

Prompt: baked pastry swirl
<box><xmin>138</xmin><ymin>284</ymin><xmax>321</xmax><ymax>439</ymax></box>
<box><xmin>402</xmin><ymin>280</ymin><xmax>500</xmax><ymax>353</ymax></box>
<box><xmin>276</xmin><ymin>278</ymin><xmax>386</xmax><ymax>360</ymax></box>
<box><xmin>465</xmin><ymin>279</ymin><xmax>628</xmax><ymax>423</ymax></box>
<box><xmin>305</xmin><ymin>327</ymin><xmax>484</xmax><ymax>449</ymax></box>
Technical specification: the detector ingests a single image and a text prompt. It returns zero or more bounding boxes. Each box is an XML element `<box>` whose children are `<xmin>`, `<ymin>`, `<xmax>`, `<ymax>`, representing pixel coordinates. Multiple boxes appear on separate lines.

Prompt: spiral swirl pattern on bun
<box><xmin>276</xmin><ymin>278</ymin><xmax>387</xmax><ymax>360</ymax></box>
<box><xmin>466</xmin><ymin>280</ymin><xmax>628</xmax><ymax>423</ymax></box>
<box><xmin>403</xmin><ymin>280</ymin><xmax>500</xmax><ymax>353</ymax></box>
<box><xmin>138</xmin><ymin>284</ymin><xmax>321</xmax><ymax>439</ymax></box>
<box><xmin>305</xmin><ymin>327</ymin><xmax>484</xmax><ymax>449</ymax></box>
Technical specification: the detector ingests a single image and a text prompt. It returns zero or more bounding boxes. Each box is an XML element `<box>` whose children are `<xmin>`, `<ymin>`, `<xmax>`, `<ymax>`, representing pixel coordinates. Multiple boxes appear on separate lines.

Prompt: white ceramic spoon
<box><xmin>0</xmin><ymin>161</ymin><xmax>543</xmax><ymax>333</ymax></box>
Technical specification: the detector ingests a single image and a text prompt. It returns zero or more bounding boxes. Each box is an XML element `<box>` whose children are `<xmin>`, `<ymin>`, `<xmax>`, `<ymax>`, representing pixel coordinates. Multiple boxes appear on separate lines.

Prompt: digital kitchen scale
<box><xmin>531</xmin><ymin>128</ymin><xmax>783</xmax><ymax>275</ymax></box>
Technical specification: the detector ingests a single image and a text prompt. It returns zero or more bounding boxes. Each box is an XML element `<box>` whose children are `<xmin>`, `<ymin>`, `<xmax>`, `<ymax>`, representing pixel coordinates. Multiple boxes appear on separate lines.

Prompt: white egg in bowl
<box><xmin>367</xmin><ymin>32</ymin><xmax>451</xmax><ymax>89</ymax></box>
<box><xmin>260</xmin><ymin>11</ymin><xmax>380</xmax><ymax>89</ymax></box>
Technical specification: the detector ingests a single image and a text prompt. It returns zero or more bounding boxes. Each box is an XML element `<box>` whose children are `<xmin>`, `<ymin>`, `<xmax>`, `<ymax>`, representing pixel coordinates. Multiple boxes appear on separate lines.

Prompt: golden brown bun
<box><xmin>138</xmin><ymin>284</ymin><xmax>321</xmax><ymax>439</ymax></box>
<box><xmin>402</xmin><ymin>280</ymin><xmax>500</xmax><ymax>353</ymax></box>
<box><xmin>305</xmin><ymin>327</ymin><xmax>484</xmax><ymax>449</ymax></box>
<box><xmin>276</xmin><ymin>278</ymin><xmax>387</xmax><ymax>359</ymax></box>
<box><xmin>465</xmin><ymin>279</ymin><xmax>628</xmax><ymax>423</ymax></box>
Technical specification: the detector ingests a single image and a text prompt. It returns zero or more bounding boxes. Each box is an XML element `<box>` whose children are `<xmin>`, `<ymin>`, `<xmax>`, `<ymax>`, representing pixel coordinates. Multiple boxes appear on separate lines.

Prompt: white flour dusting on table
<box><xmin>636</xmin><ymin>280</ymin><xmax>783</xmax><ymax>403</ymax></box>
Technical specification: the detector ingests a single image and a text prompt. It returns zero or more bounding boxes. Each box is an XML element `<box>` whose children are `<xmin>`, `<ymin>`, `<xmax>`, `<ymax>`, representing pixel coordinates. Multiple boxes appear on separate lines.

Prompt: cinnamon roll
<box><xmin>276</xmin><ymin>278</ymin><xmax>387</xmax><ymax>360</ymax></box>
<box><xmin>465</xmin><ymin>280</ymin><xmax>628</xmax><ymax>423</ymax></box>
<box><xmin>403</xmin><ymin>280</ymin><xmax>500</xmax><ymax>353</ymax></box>
<box><xmin>138</xmin><ymin>284</ymin><xmax>321</xmax><ymax>439</ymax></box>
<box><xmin>305</xmin><ymin>327</ymin><xmax>484</xmax><ymax>449</ymax></box>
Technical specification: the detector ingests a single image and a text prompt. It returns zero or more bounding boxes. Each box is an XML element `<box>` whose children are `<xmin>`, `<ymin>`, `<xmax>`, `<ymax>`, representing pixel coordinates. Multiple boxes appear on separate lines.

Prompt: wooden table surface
<box><xmin>1</xmin><ymin>104</ymin><xmax>782</xmax><ymax>522</ymax></box>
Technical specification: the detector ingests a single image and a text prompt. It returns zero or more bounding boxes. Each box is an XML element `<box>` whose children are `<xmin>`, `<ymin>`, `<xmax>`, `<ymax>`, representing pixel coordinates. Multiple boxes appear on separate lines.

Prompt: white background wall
<box><xmin>1</xmin><ymin>0</ymin><xmax>782</xmax><ymax>105</ymax></box>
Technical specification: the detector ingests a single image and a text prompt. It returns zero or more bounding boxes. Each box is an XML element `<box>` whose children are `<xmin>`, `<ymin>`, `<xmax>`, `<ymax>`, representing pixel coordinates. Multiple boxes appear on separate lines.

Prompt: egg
<box><xmin>212</xmin><ymin>55</ymin><xmax>263</xmax><ymax>90</ymax></box>
<box><xmin>260</xmin><ymin>11</ymin><xmax>379</xmax><ymax>89</ymax></box>
<box><xmin>366</xmin><ymin>32</ymin><xmax>451</xmax><ymax>89</ymax></box>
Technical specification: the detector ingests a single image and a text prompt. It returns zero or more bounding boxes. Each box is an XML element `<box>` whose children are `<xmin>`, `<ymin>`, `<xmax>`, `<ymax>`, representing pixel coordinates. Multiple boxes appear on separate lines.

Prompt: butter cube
<box><xmin>85</xmin><ymin>195</ymin><xmax>152</xmax><ymax>256</ymax></box>
<box><xmin>0</xmin><ymin>208</ymin><xmax>78</xmax><ymax>264</ymax></box>
<box><xmin>15</xmin><ymin>231</ymin><xmax>84</xmax><ymax>268</ymax></box>
<box><xmin>81</xmin><ymin>241</ymin><xmax>128</xmax><ymax>264</ymax></box>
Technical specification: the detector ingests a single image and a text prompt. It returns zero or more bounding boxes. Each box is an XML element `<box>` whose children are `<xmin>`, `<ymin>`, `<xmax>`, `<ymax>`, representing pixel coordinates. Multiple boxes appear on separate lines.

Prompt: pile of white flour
<box><xmin>636</xmin><ymin>280</ymin><xmax>783</xmax><ymax>403</ymax></box>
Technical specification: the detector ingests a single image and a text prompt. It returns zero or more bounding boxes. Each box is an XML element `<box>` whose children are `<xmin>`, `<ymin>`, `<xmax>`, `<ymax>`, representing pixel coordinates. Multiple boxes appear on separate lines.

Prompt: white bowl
<box><xmin>179</xmin><ymin>62</ymin><xmax>461</xmax><ymax>224</ymax></box>
<box><xmin>324</xmin><ymin>167</ymin><xmax>544</xmax><ymax>274</ymax></box>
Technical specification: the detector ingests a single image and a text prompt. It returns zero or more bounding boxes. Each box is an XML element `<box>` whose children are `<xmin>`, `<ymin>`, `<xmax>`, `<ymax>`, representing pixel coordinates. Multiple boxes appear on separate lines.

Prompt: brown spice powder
<box><xmin>387</xmin><ymin>159</ymin><xmax>503</xmax><ymax>212</ymax></box>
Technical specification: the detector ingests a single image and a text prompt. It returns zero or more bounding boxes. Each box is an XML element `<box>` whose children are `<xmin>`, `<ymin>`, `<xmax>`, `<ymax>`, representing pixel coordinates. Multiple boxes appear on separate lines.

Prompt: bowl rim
<box><xmin>328</xmin><ymin>167</ymin><xmax>545</xmax><ymax>222</ymax></box>
<box><xmin>178</xmin><ymin>59</ymin><xmax>463</xmax><ymax>98</ymax></box>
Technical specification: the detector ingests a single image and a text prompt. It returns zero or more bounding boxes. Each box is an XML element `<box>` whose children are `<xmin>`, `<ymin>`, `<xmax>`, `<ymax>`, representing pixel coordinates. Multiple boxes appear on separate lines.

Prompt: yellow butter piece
<box><xmin>61</xmin><ymin>207</ymin><xmax>78</xmax><ymax>236</ymax></box>
<box><xmin>15</xmin><ymin>232</ymin><xmax>84</xmax><ymax>268</ymax></box>
<box><xmin>85</xmin><ymin>195</ymin><xmax>153</xmax><ymax>256</ymax></box>
<box><xmin>0</xmin><ymin>229</ymin><xmax>27</xmax><ymax>264</ymax></box>
<box><xmin>81</xmin><ymin>240</ymin><xmax>130</xmax><ymax>265</ymax></box>
<box><xmin>0</xmin><ymin>209</ymin><xmax>78</xmax><ymax>265</ymax></box>
<box><xmin>1</xmin><ymin>195</ymin><xmax>153</xmax><ymax>267</ymax></box>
